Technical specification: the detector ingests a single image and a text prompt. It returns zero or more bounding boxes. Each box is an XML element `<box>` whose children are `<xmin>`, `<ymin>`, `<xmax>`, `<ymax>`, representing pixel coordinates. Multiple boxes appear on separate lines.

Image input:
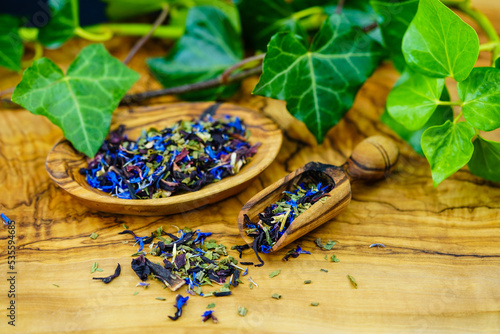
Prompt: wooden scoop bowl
<box><xmin>237</xmin><ymin>136</ymin><xmax>399</xmax><ymax>253</ymax></box>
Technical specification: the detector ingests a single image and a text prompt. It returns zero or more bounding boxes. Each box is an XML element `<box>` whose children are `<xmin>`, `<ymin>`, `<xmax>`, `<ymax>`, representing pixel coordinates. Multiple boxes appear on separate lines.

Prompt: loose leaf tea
<box><xmin>269</xmin><ymin>269</ymin><xmax>281</xmax><ymax>278</ymax></box>
<box><xmin>347</xmin><ymin>274</ymin><xmax>358</xmax><ymax>289</ymax></box>
<box><xmin>90</xmin><ymin>232</ymin><xmax>99</xmax><ymax>240</ymax></box>
<box><xmin>93</xmin><ymin>264</ymin><xmax>121</xmax><ymax>284</ymax></box>
<box><xmin>238</xmin><ymin>306</ymin><xmax>248</xmax><ymax>317</ymax></box>
<box><xmin>311</xmin><ymin>302</ymin><xmax>319</xmax><ymax>306</ymax></box>
<box><xmin>282</xmin><ymin>246</ymin><xmax>311</xmax><ymax>262</ymax></box>
<box><xmin>81</xmin><ymin>112</ymin><xmax>259</xmax><ymax>199</ymax></box>
<box><xmin>201</xmin><ymin>310</ymin><xmax>218</xmax><ymax>323</ymax></box>
<box><xmin>169</xmin><ymin>294</ymin><xmax>189</xmax><ymax>321</ymax></box>
<box><xmin>272</xmin><ymin>293</ymin><xmax>282</xmax><ymax>300</ymax></box>
<box><xmin>207</xmin><ymin>303</ymin><xmax>215</xmax><ymax>309</ymax></box>
<box><xmin>244</xmin><ymin>182</ymin><xmax>333</xmax><ymax>262</ymax></box>
<box><xmin>330</xmin><ymin>255</ymin><xmax>340</xmax><ymax>263</ymax></box>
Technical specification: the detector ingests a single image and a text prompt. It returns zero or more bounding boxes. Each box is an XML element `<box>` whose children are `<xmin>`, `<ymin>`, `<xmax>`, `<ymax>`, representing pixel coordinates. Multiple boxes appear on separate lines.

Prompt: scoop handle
<box><xmin>342</xmin><ymin>136</ymin><xmax>399</xmax><ymax>182</ymax></box>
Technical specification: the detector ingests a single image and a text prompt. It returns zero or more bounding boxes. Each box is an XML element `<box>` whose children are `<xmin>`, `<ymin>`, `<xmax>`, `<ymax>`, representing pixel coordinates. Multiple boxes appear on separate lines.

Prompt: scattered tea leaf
<box><xmin>90</xmin><ymin>262</ymin><xmax>98</xmax><ymax>274</ymax></box>
<box><xmin>207</xmin><ymin>303</ymin><xmax>216</xmax><ymax>309</ymax></box>
<box><xmin>330</xmin><ymin>255</ymin><xmax>340</xmax><ymax>263</ymax></box>
<box><xmin>269</xmin><ymin>269</ymin><xmax>281</xmax><ymax>278</ymax></box>
<box><xmin>156</xmin><ymin>297</ymin><xmax>167</xmax><ymax>301</ymax></box>
<box><xmin>272</xmin><ymin>293</ymin><xmax>282</xmax><ymax>300</ymax></box>
<box><xmin>323</xmin><ymin>241</ymin><xmax>336</xmax><ymax>250</ymax></box>
<box><xmin>122</xmin><ymin>224</ymin><xmax>129</xmax><ymax>229</ymax></box>
<box><xmin>315</xmin><ymin>238</ymin><xmax>324</xmax><ymax>249</ymax></box>
<box><xmin>133</xmin><ymin>291</ymin><xmax>139</xmax><ymax>296</ymax></box>
<box><xmin>53</xmin><ymin>284</ymin><xmax>60</xmax><ymax>288</ymax></box>
<box><xmin>347</xmin><ymin>274</ymin><xmax>358</xmax><ymax>289</ymax></box>
<box><xmin>93</xmin><ymin>263</ymin><xmax>121</xmax><ymax>283</ymax></box>
<box><xmin>311</xmin><ymin>302</ymin><xmax>319</xmax><ymax>306</ymax></box>
<box><xmin>320</xmin><ymin>269</ymin><xmax>328</xmax><ymax>273</ymax></box>
<box><xmin>304</xmin><ymin>280</ymin><xmax>312</xmax><ymax>284</ymax></box>
<box><xmin>90</xmin><ymin>232</ymin><xmax>99</xmax><ymax>240</ymax></box>
<box><xmin>238</xmin><ymin>306</ymin><xmax>248</xmax><ymax>317</ymax></box>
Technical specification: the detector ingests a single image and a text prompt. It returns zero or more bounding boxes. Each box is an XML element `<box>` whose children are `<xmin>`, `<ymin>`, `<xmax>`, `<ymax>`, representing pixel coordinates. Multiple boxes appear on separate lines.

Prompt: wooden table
<box><xmin>1</xmin><ymin>2</ymin><xmax>500</xmax><ymax>332</ymax></box>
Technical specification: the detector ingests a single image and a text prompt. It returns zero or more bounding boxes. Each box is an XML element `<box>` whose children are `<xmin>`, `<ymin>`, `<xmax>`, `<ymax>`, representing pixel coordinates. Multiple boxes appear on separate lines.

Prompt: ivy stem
<box><xmin>123</xmin><ymin>4</ymin><xmax>170</xmax><ymax>65</ymax></box>
<box><xmin>291</xmin><ymin>6</ymin><xmax>324</xmax><ymax>21</ymax></box>
<box><xmin>21</xmin><ymin>42</ymin><xmax>44</xmax><ymax>68</ymax></box>
<box><xmin>453</xmin><ymin>2</ymin><xmax>500</xmax><ymax>64</ymax></box>
<box><xmin>85</xmin><ymin>24</ymin><xmax>184</xmax><ymax>39</ymax></box>
<box><xmin>74</xmin><ymin>26</ymin><xmax>113</xmax><ymax>42</ymax></box>
<box><xmin>121</xmin><ymin>66</ymin><xmax>262</xmax><ymax>105</ymax></box>
<box><xmin>453</xmin><ymin>110</ymin><xmax>464</xmax><ymax>124</ymax></box>
<box><xmin>220</xmin><ymin>54</ymin><xmax>266</xmax><ymax>83</ymax></box>
<box><xmin>439</xmin><ymin>100</ymin><xmax>463</xmax><ymax>106</ymax></box>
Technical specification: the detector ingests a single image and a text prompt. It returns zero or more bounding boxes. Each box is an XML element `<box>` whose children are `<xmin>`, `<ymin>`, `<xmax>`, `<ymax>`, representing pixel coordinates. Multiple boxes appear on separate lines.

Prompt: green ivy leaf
<box><xmin>370</xmin><ymin>0</ymin><xmax>418</xmax><ymax>72</ymax></box>
<box><xmin>387</xmin><ymin>69</ymin><xmax>444</xmax><ymax>131</ymax></box>
<box><xmin>147</xmin><ymin>6</ymin><xmax>243</xmax><ymax>101</ymax></box>
<box><xmin>468</xmin><ymin>136</ymin><xmax>500</xmax><ymax>182</ymax></box>
<box><xmin>421</xmin><ymin>121</ymin><xmax>475</xmax><ymax>186</ymax></box>
<box><xmin>382</xmin><ymin>86</ymin><xmax>453</xmax><ymax>156</ymax></box>
<box><xmin>38</xmin><ymin>0</ymin><xmax>78</xmax><ymax>48</ymax></box>
<box><xmin>12</xmin><ymin>44</ymin><xmax>139</xmax><ymax>157</ymax></box>
<box><xmin>0</xmin><ymin>14</ymin><xmax>23</xmax><ymax>71</ymax></box>
<box><xmin>254</xmin><ymin>14</ymin><xmax>384</xmax><ymax>144</ymax></box>
<box><xmin>236</xmin><ymin>0</ymin><xmax>307</xmax><ymax>51</ymax></box>
<box><xmin>402</xmin><ymin>0</ymin><xmax>479</xmax><ymax>81</ymax></box>
<box><xmin>457</xmin><ymin>67</ymin><xmax>500</xmax><ymax>131</ymax></box>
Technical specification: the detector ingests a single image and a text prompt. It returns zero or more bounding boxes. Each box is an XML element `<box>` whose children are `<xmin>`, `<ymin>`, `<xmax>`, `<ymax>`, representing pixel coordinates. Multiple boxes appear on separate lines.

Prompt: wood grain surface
<box><xmin>1</xmin><ymin>1</ymin><xmax>500</xmax><ymax>333</ymax></box>
<box><xmin>45</xmin><ymin>102</ymin><xmax>282</xmax><ymax>216</ymax></box>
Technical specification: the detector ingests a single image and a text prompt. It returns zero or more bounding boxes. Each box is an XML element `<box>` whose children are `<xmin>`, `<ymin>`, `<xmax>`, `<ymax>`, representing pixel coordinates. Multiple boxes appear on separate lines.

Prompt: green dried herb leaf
<box><xmin>90</xmin><ymin>262</ymin><xmax>98</xmax><ymax>274</ymax></box>
<box><xmin>90</xmin><ymin>232</ymin><xmax>99</xmax><ymax>240</ymax></box>
<box><xmin>387</xmin><ymin>69</ymin><xmax>445</xmax><ymax>131</ymax></box>
<box><xmin>315</xmin><ymin>238</ymin><xmax>324</xmax><ymax>248</ymax></box>
<box><xmin>468</xmin><ymin>136</ymin><xmax>500</xmax><ymax>182</ymax></box>
<box><xmin>253</xmin><ymin>14</ymin><xmax>384</xmax><ymax>144</ymax></box>
<box><xmin>347</xmin><ymin>274</ymin><xmax>358</xmax><ymax>289</ymax></box>
<box><xmin>12</xmin><ymin>44</ymin><xmax>139</xmax><ymax>157</ymax></box>
<box><xmin>330</xmin><ymin>255</ymin><xmax>340</xmax><ymax>263</ymax></box>
<box><xmin>156</xmin><ymin>297</ymin><xmax>166</xmax><ymax>301</ymax></box>
<box><xmin>122</xmin><ymin>224</ymin><xmax>129</xmax><ymax>229</ymax></box>
<box><xmin>133</xmin><ymin>291</ymin><xmax>139</xmax><ymax>296</ymax></box>
<box><xmin>238</xmin><ymin>306</ymin><xmax>248</xmax><ymax>316</ymax></box>
<box><xmin>38</xmin><ymin>0</ymin><xmax>77</xmax><ymax>48</ymax></box>
<box><xmin>457</xmin><ymin>67</ymin><xmax>500</xmax><ymax>131</ymax></box>
<box><xmin>207</xmin><ymin>303</ymin><xmax>216</xmax><ymax>309</ymax></box>
<box><xmin>96</xmin><ymin>268</ymin><xmax>103</xmax><ymax>272</ymax></box>
<box><xmin>421</xmin><ymin>121</ymin><xmax>475</xmax><ymax>187</ymax></box>
<box><xmin>304</xmin><ymin>280</ymin><xmax>312</xmax><ymax>284</ymax></box>
<box><xmin>402</xmin><ymin>0</ymin><xmax>479</xmax><ymax>81</ymax></box>
<box><xmin>311</xmin><ymin>302</ymin><xmax>319</xmax><ymax>306</ymax></box>
<box><xmin>323</xmin><ymin>241</ymin><xmax>336</xmax><ymax>250</ymax></box>
<box><xmin>320</xmin><ymin>269</ymin><xmax>328</xmax><ymax>273</ymax></box>
<box><xmin>269</xmin><ymin>269</ymin><xmax>281</xmax><ymax>278</ymax></box>
<box><xmin>370</xmin><ymin>0</ymin><xmax>418</xmax><ymax>72</ymax></box>
<box><xmin>53</xmin><ymin>284</ymin><xmax>60</xmax><ymax>287</ymax></box>
<box><xmin>272</xmin><ymin>293</ymin><xmax>282</xmax><ymax>299</ymax></box>
<box><xmin>0</xmin><ymin>15</ymin><xmax>23</xmax><ymax>71</ymax></box>
<box><xmin>148</xmin><ymin>6</ymin><xmax>243</xmax><ymax>101</ymax></box>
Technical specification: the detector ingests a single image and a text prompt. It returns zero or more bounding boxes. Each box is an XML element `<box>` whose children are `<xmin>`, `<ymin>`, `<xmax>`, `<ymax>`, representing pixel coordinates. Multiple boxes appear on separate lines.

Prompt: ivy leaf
<box><xmin>382</xmin><ymin>87</ymin><xmax>453</xmax><ymax>156</ymax></box>
<box><xmin>147</xmin><ymin>6</ymin><xmax>243</xmax><ymax>101</ymax></box>
<box><xmin>421</xmin><ymin>121</ymin><xmax>475</xmax><ymax>186</ymax></box>
<box><xmin>457</xmin><ymin>67</ymin><xmax>500</xmax><ymax>132</ymax></box>
<box><xmin>495</xmin><ymin>57</ymin><xmax>500</xmax><ymax>69</ymax></box>
<box><xmin>468</xmin><ymin>137</ymin><xmax>500</xmax><ymax>182</ymax></box>
<box><xmin>402</xmin><ymin>0</ymin><xmax>479</xmax><ymax>81</ymax></box>
<box><xmin>0</xmin><ymin>14</ymin><xmax>23</xmax><ymax>71</ymax></box>
<box><xmin>12</xmin><ymin>44</ymin><xmax>139</xmax><ymax>157</ymax></box>
<box><xmin>387</xmin><ymin>69</ymin><xmax>444</xmax><ymax>131</ymax></box>
<box><xmin>236</xmin><ymin>0</ymin><xmax>307</xmax><ymax>51</ymax></box>
<box><xmin>370</xmin><ymin>0</ymin><xmax>418</xmax><ymax>72</ymax></box>
<box><xmin>38</xmin><ymin>0</ymin><xmax>78</xmax><ymax>49</ymax></box>
<box><xmin>253</xmin><ymin>14</ymin><xmax>385</xmax><ymax>144</ymax></box>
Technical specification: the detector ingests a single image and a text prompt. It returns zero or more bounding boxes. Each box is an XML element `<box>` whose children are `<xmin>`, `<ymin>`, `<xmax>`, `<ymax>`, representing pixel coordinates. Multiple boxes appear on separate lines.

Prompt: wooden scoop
<box><xmin>237</xmin><ymin>136</ymin><xmax>399</xmax><ymax>253</ymax></box>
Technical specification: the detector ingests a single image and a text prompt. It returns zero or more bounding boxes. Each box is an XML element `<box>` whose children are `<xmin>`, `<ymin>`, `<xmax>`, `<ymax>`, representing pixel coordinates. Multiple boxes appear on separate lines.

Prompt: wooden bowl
<box><xmin>45</xmin><ymin>102</ymin><xmax>283</xmax><ymax>216</ymax></box>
